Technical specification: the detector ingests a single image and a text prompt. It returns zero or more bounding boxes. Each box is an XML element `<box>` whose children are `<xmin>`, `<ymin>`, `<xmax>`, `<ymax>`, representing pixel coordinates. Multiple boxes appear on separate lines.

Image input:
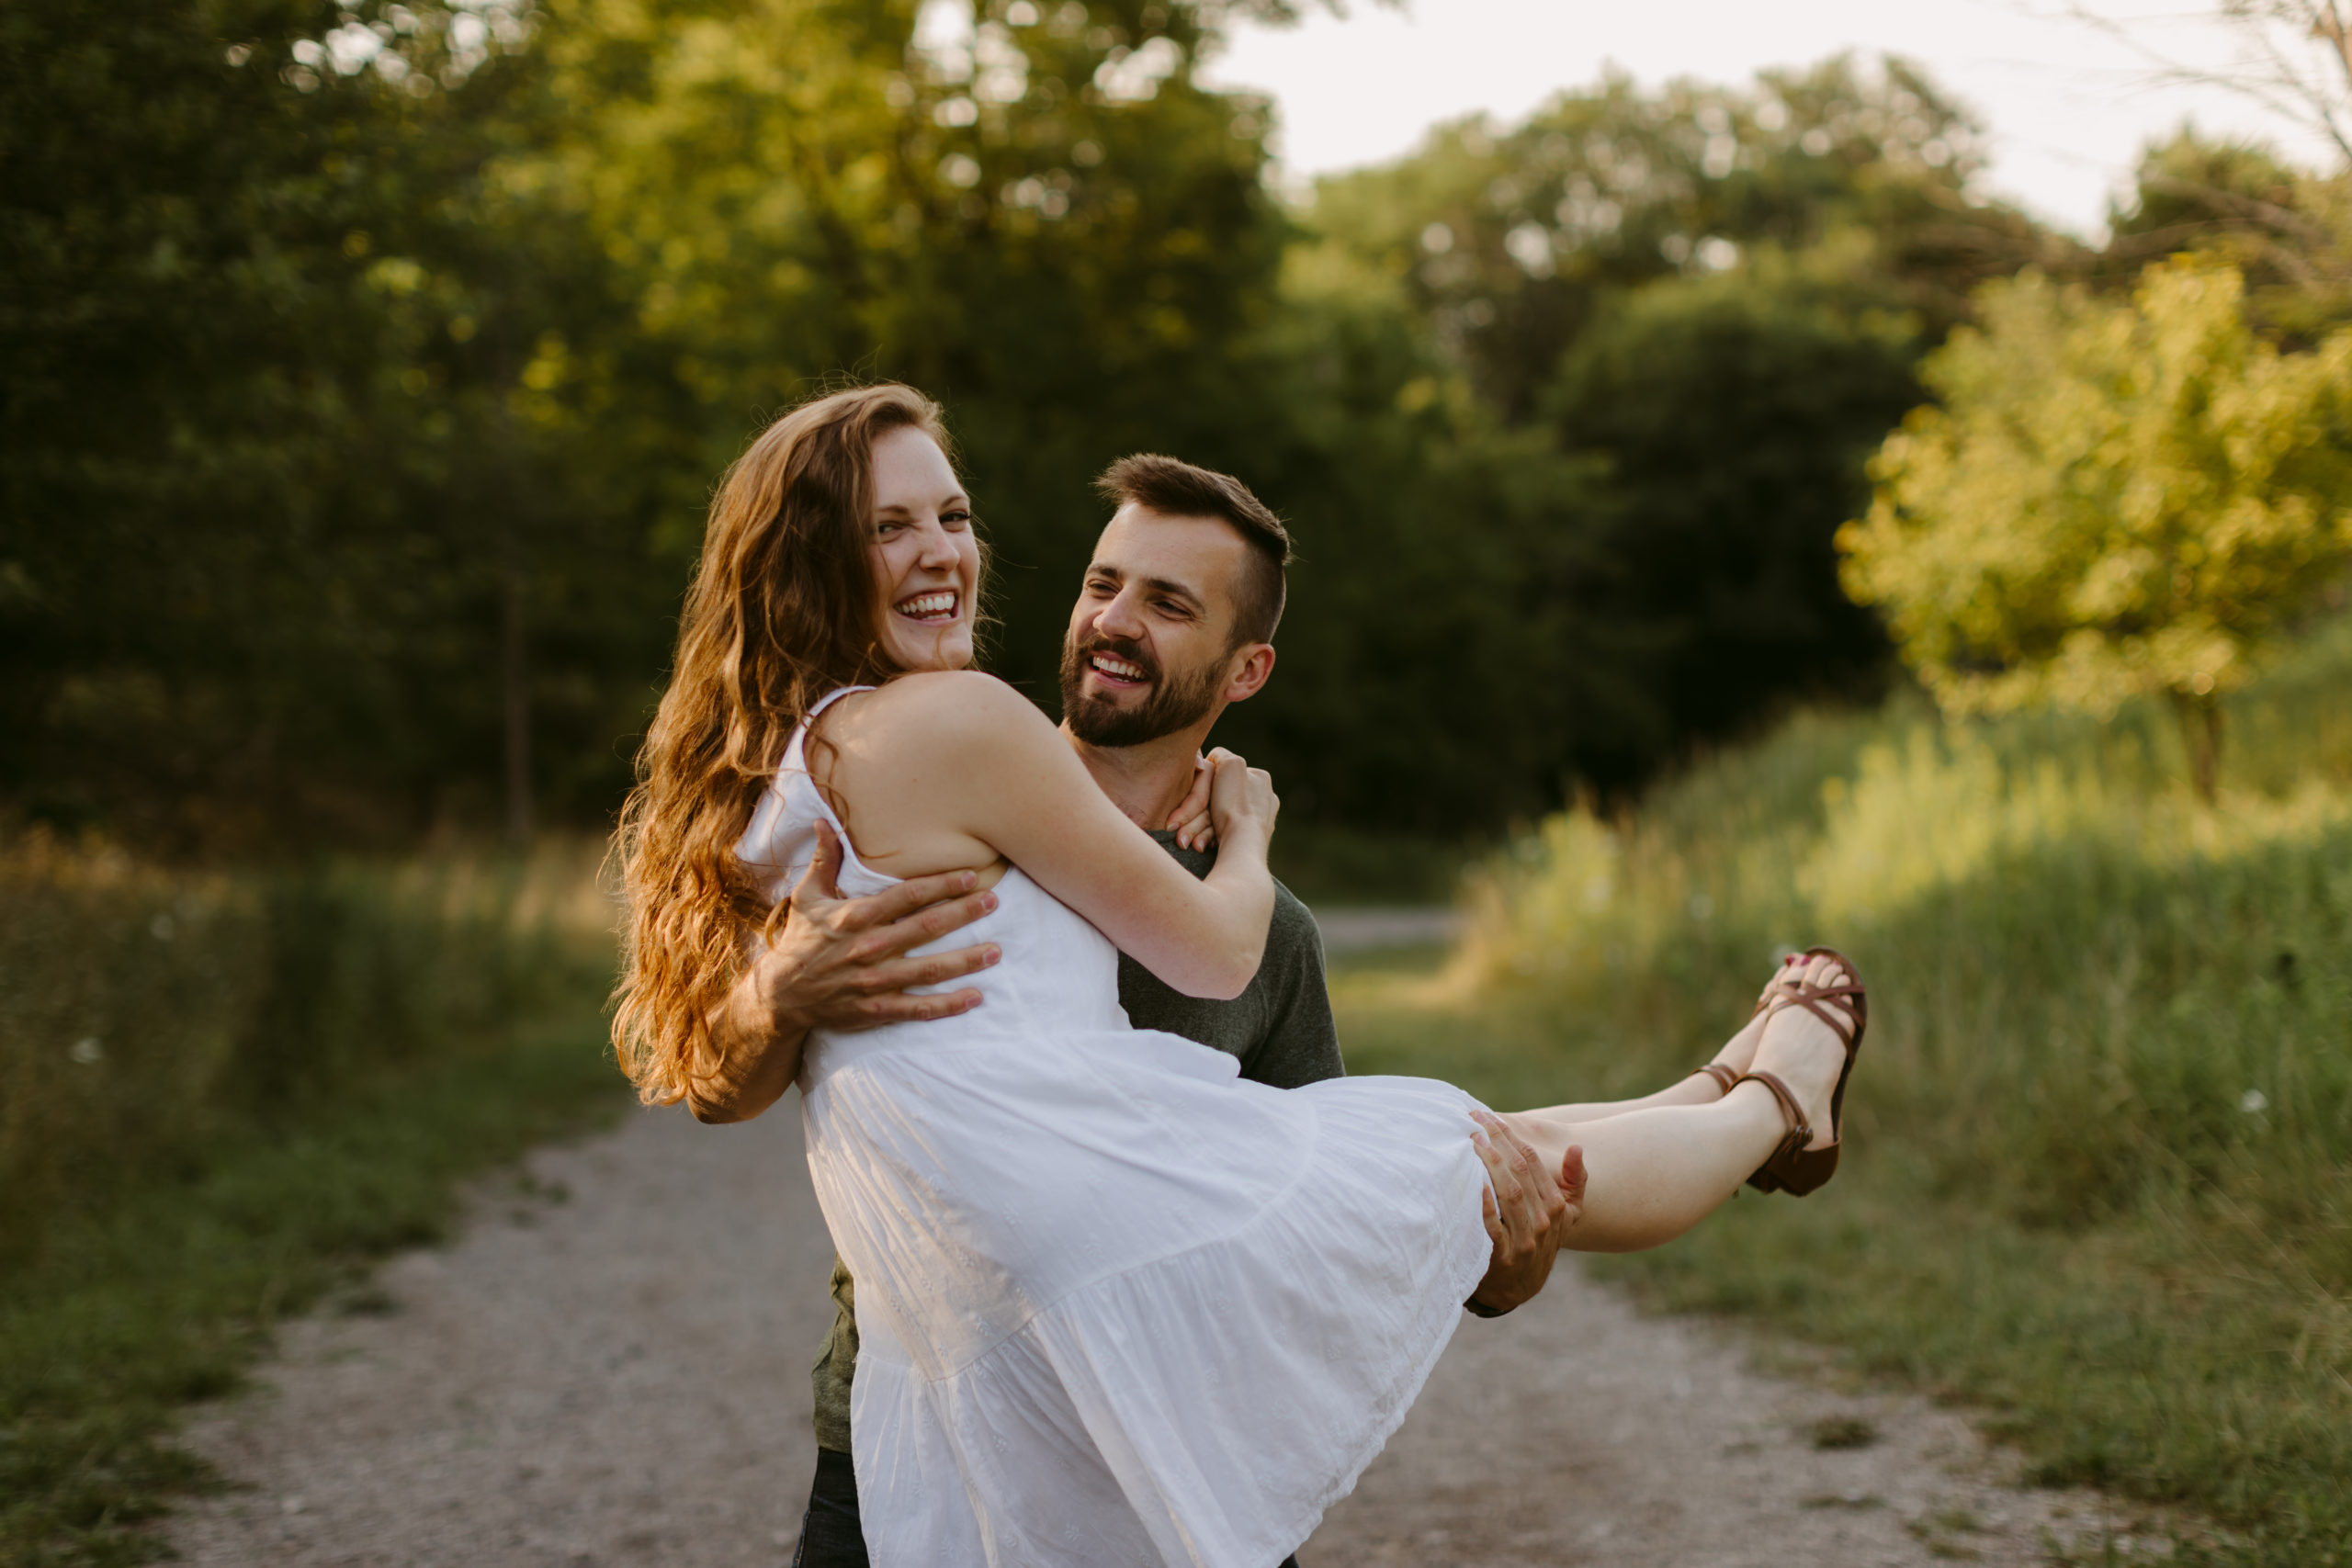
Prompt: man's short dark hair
<box><xmin>1094</xmin><ymin>454</ymin><xmax>1291</xmax><ymax>646</ymax></box>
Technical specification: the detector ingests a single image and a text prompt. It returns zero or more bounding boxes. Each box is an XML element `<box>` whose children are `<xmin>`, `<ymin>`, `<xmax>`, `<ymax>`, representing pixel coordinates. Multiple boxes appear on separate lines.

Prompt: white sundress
<box><xmin>737</xmin><ymin>687</ymin><xmax>1494</xmax><ymax>1568</ymax></box>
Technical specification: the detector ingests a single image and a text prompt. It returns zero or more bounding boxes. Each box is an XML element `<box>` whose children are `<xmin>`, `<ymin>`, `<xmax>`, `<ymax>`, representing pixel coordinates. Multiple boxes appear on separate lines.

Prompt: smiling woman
<box><xmin>867</xmin><ymin>424</ymin><xmax>982</xmax><ymax>672</ymax></box>
<box><xmin>609</xmin><ymin>384</ymin><xmax>970</xmax><ymax>1109</ymax></box>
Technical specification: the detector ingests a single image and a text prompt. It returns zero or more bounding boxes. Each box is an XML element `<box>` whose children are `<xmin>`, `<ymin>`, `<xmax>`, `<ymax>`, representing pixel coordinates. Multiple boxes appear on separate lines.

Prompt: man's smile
<box><xmin>1087</xmin><ymin>649</ymin><xmax>1151</xmax><ymax>689</ymax></box>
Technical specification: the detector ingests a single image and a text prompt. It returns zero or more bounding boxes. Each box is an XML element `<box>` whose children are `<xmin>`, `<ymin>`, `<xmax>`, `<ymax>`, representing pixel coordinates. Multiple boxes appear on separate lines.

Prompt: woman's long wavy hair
<box><xmin>609</xmin><ymin>384</ymin><xmax>959</xmax><ymax>1105</ymax></box>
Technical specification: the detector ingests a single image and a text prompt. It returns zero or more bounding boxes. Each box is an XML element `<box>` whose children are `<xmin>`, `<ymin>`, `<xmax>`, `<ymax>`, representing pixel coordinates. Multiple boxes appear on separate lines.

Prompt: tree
<box><xmin>1838</xmin><ymin>259</ymin><xmax>2352</xmax><ymax>799</ymax></box>
<box><xmin>1306</xmin><ymin>55</ymin><xmax>2071</xmax><ymax>423</ymax></box>
<box><xmin>1542</xmin><ymin>264</ymin><xmax>1919</xmax><ymax>786</ymax></box>
<box><xmin>1289</xmin><ymin>55</ymin><xmax>2076</xmax><ymax>797</ymax></box>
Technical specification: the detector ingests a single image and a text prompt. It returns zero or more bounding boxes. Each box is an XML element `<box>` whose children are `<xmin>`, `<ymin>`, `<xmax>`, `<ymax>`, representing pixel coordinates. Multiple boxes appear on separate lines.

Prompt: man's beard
<box><xmin>1058</xmin><ymin>633</ymin><xmax>1223</xmax><ymax>748</ymax></box>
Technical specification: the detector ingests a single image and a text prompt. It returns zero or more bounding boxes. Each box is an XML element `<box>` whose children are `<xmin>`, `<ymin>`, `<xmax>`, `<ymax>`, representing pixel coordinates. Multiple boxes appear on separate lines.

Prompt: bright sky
<box><xmin>1198</xmin><ymin>1</ymin><xmax>2345</xmax><ymax>239</ymax></box>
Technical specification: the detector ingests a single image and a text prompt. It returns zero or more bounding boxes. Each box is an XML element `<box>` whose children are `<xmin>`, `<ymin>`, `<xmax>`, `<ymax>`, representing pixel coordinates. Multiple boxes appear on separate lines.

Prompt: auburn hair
<box><xmin>609</xmin><ymin>384</ymin><xmax>956</xmax><ymax>1104</ymax></box>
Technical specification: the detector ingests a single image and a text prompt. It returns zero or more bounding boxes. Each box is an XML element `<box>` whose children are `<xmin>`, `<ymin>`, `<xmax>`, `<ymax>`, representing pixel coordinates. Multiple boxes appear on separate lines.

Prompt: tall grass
<box><xmin>1</xmin><ymin>834</ymin><xmax>612</xmax><ymax>1255</ymax></box>
<box><xmin>0</xmin><ymin>834</ymin><xmax>624</xmax><ymax>1566</ymax></box>
<box><xmin>1345</xmin><ymin>619</ymin><xmax>2352</xmax><ymax>1564</ymax></box>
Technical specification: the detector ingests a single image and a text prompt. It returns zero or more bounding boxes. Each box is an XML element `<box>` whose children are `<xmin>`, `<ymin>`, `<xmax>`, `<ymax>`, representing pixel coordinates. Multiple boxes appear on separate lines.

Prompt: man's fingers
<box><xmin>1471</xmin><ymin>1128</ymin><xmax>1513</xmax><ymax>1187</ymax></box>
<box><xmin>1479</xmin><ymin>1184</ymin><xmax>1504</xmax><ymax>1243</ymax></box>
<box><xmin>791</xmin><ymin>821</ymin><xmax>850</xmax><ymax>908</ymax></box>
<box><xmin>851</xmin><ymin>987</ymin><xmax>986</xmax><ymax>1025</ymax></box>
<box><xmin>830</xmin><ymin>866</ymin><xmax>988</xmax><ymax>932</ymax></box>
<box><xmin>1474</xmin><ymin>1134</ymin><xmax>1542</xmax><ymax>1248</ymax></box>
<box><xmin>836</xmin><ymin>891</ymin><xmax>998</xmax><ymax>966</ymax></box>
<box><xmin>1474</xmin><ymin>1111</ymin><xmax>1551</xmax><ymax>1203</ymax></box>
<box><xmin>851</xmin><ymin>942</ymin><xmax>1001</xmax><ymax>996</ymax></box>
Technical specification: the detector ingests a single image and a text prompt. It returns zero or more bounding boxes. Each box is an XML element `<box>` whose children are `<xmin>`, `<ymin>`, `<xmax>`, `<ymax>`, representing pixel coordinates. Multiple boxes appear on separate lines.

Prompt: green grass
<box><xmin>0</xmin><ymin>838</ymin><xmax>627</xmax><ymax>1567</ymax></box>
<box><xmin>1332</xmin><ymin>620</ymin><xmax>2352</xmax><ymax>1567</ymax></box>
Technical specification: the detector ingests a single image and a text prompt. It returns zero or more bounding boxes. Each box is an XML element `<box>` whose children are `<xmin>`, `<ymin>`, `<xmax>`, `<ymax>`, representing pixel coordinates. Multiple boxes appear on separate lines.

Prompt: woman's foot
<box><xmin>1692</xmin><ymin>953</ymin><xmax>1808</xmax><ymax>1096</ymax></box>
<box><xmin>1740</xmin><ymin>951</ymin><xmax>1861</xmax><ymax>1166</ymax></box>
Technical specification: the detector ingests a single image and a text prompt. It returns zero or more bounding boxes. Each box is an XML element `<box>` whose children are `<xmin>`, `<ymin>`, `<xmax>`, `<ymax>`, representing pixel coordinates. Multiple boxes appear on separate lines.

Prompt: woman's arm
<box><xmin>822</xmin><ymin>673</ymin><xmax>1277</xmax><ymax>999</ymax></box>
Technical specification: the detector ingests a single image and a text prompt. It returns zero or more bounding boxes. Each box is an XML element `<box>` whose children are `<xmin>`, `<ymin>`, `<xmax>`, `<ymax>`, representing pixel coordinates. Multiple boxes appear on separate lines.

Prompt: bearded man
<box><xmin>687</xmin><ymin>455</ymin><xmax>1580</xmax><ymax>1568</ymax></box>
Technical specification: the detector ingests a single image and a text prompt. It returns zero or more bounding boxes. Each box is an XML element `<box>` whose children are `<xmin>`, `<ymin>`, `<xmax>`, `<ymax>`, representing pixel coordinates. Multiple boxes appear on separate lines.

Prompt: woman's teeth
<box><xmin>1090</xmin><ymin>653</ymin><xmax>1148</xmax><ymax>682</ymax></box>
<box><xmin>895</xmin><ymin>591</ymin><xmax>958</xmax><ymax>622</ymax></box>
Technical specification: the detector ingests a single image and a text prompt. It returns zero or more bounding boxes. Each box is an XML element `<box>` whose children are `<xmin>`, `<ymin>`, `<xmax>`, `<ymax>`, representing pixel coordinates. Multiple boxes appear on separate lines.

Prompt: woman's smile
<box><xmin>894</xmin><ymin>589</ymin><xmax>962</xmax><ymax>625</ymax></box>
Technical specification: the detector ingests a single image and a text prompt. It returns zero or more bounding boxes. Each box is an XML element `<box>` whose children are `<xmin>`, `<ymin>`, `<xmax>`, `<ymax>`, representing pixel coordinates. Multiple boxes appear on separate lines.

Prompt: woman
<box><xmin>611</xmin><ymin>386</ymin><xmax>1864</xmax><ymax>1567</ymax></box>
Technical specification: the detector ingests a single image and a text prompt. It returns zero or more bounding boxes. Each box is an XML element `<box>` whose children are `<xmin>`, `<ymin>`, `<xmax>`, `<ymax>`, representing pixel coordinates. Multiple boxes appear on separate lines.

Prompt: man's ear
<box><xmin>1221</xmin><ymin>642</ymin><xmax>1276</xmax><ymax>705</ymax></box>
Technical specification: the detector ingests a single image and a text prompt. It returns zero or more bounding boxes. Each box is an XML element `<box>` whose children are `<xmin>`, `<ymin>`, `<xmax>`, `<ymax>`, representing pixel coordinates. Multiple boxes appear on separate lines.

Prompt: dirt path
<box><xmin>167</xmin><ymin>1102</ymin><xmax>2118</xmax><ymax>1568</ymax></box>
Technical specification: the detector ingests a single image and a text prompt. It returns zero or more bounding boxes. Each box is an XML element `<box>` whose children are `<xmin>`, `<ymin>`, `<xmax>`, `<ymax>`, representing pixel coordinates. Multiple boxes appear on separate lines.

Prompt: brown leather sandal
<box><xmin>1686</xmin><ymin>953</ymin><xmax>1808</xmax><ymax>1098</ymax></box>
<box><xmin>1735</xmin><ymin>946</ymin><xmax>1867</xmax><ymax>1196</ymax></box>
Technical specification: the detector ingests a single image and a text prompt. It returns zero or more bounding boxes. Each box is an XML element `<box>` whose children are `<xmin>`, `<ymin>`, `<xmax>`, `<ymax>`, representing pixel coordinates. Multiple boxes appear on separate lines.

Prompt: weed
<box><xmin>0</xmin><ymin>837</ymin><xmax>623</xmax><ymax>1567</ymax></box>
<box><xmin>1808</xmin><ymin>1415</ymin><xmax>1880</xmax><ymax>1450</ymax></box>
<box><xmin>1334</xmin><ymin>618</ymin><xmax>2352</xmax><ymax>1567</ymax></box>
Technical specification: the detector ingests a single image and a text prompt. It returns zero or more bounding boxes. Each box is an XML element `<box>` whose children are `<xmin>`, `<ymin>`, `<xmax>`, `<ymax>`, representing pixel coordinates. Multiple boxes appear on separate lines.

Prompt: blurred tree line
<box><xmin>5</xmin><ymin>0</ymin><xmax>2335</xmax><ymax>852</ymax></box>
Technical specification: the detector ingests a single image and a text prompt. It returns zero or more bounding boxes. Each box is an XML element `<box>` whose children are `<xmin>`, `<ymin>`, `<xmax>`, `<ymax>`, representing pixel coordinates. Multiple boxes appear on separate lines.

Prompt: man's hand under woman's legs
<box><xmin>1466</xmin><ymin>1111</ymin><xmax>1587</xmax><ymax>1315</ymax></box>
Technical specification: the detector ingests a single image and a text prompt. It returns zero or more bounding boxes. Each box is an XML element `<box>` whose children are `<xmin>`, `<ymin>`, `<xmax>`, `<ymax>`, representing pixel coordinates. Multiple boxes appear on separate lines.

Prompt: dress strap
<box><xmin>784</xmin><ymin>684</ymin><xmax>876</xmax><ymax>775</ymax></box>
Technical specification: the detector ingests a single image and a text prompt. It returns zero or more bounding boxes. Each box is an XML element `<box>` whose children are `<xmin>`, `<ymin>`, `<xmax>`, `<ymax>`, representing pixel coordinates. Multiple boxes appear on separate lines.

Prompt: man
<box><xmin>687</xmin><ymin>455</ymin><xmax>1583</xmax><ymax>1568</ymax></box>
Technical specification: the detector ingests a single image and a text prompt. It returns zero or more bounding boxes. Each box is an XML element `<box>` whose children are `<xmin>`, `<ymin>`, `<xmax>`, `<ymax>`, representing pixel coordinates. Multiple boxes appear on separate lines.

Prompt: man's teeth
<box><xmin>1091</xmin><ymin>653</ymin><xmax>1147</xmax><ymax>681</ymax></box>
<box><xmin>896</xmin><ymin>592</ymin><xmax>957</xmax><ymax>620</ymax></box>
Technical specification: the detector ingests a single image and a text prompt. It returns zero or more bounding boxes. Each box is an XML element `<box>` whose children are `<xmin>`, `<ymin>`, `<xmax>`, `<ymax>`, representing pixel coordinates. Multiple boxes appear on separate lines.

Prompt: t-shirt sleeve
<box><xmin>1239</xmin><ymin>883</ymin><xmax>1344</xmax><ymax>1089</ymax></box>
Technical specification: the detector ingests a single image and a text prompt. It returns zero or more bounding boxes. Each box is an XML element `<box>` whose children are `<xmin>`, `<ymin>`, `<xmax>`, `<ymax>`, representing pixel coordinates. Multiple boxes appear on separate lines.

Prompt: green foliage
<box><xmin>1541</xmin><ymin>262</ymin><xmax>1919</xmax><ymax>781</ymax></box>
<box><xmin>1341</xmin><ymin>619</ymin><xmax>2352</xmax><ymax>1562</ymax></box>
<box><xmin>0</xmin><ymin>833</ymin><xmax>622</xmax><ymax>1566</ymax></box>
<box><xmin>1295</xmin><ymin>57</ymin><xmax>2077</xmax><ymax>795</ymax></box>
<box><xmin>0</xmin><ymin>1013</ymin><xmax>622</xmax><ymax>1568</ymax></box>
<box><xmin>2108</xmin><ymin>128</ymin><xmax>2352</xmax><ymax>343</ymax></box>
<box><xmin>1306</xmin><ymin>55</ymin><xmax>2067</xmax><ymax>423</ymax></box>
<box><xmin>0</xmin><ymin>833</ymin><xmax>612</xmax><ymax>1259</ymax></box>
<box><xmin>4</xmin><ymin>2</ymin><xmax>2098</xmax><ymax>842</ymax></box>
<box><xmin>1842</xmin><ymin>260</ymin><xmax>2352</xmax><ymax>795</ymax></box>
<box><xmin>0</xmin><ymin>0</ymin><xmax>671</xmax><ymax>846</ymax></box>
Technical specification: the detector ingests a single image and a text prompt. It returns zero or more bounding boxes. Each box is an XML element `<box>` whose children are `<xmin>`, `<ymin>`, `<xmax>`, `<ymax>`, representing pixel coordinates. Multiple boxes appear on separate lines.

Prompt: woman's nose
<box><xmin>914</xmin><ymin>519</ymin><xmax>958</xmax><ymax>568</ymax></box>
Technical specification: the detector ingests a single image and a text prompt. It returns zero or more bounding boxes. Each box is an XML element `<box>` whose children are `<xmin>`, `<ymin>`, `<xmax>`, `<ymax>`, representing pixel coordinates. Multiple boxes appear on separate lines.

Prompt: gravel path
<box><xmin>166</xmin><ymin>1101</ymin><xmax>2121</xmax><ymax>1567</ymax></box>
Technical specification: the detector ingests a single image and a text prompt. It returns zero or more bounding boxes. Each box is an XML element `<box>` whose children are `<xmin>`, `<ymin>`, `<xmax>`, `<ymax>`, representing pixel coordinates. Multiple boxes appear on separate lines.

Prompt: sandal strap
<box><xmin>1734</xmin><ymin>1070</ymin><xmax>1813</xmax><ymax>1162</ymax></box>
<box><xmin>1764</xmin><ymin>990</ymin><xmax>1860</xmax><ymax>1046</ymax></box>
<box><xmin>1758</xmin><ymin>970</ymin><xmax>1863</xmax><ymax>1045</ymax></box>
<box><xmin>1691</xmin><ymin>1063</ymin><xmax>1740</xmax><ymax>1096</ymax></box>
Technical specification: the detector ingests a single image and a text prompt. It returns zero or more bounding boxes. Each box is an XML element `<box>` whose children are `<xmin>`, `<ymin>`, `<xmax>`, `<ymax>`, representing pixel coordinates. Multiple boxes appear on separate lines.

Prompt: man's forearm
<box><xmin>688</xmin><ymin>966</ymin><xmax>810</xmax><ymax>1123</ymax></box>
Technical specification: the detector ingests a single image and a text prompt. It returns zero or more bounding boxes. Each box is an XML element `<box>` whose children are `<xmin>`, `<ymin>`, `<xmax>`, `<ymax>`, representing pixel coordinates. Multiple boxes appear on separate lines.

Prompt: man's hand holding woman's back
<box><xmin>687</xmin><ymin>823</ymin><xmax>1001</xmax><ymax>1123</ymax></box>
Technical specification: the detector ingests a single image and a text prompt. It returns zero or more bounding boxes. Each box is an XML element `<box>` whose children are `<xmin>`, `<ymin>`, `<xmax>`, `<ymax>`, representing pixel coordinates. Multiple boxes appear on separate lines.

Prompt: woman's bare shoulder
<box><xmin>816</xmin><ymin>671</ymin><xmax>1075</xmax><ymax>876</ymax></box>
<box><xmin>831</xmin><ymin>671</ymin><xmax>1057</xmax><ymax>756</ymax></box>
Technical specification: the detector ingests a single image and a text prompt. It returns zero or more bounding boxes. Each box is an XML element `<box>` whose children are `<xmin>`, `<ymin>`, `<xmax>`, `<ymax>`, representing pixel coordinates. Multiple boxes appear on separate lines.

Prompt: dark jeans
<box><xmin>792</xmin><ymin>1448</ymin><xmax>1302</xmax><ymax>1568</ymax></box>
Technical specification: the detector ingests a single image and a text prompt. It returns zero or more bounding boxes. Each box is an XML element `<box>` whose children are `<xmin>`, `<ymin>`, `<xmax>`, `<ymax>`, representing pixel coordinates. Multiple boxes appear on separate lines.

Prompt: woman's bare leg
<box><xmin>1499</xmin><ymin>954</ymin><xmax>1854</xmax><ymax>1253</ymax></box>
<box><xmin>1534</xmin><ymin>955</ymin><xmax>1796</xmax><ymax>1123</ymax></box>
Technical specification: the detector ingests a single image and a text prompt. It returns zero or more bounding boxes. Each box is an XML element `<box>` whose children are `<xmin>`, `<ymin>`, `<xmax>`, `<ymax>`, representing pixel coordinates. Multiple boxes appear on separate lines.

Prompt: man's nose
<box><xmin>1095</xmin><ymin>587</ymin><xmax>1148</xmax><ymax>639</ymax></box>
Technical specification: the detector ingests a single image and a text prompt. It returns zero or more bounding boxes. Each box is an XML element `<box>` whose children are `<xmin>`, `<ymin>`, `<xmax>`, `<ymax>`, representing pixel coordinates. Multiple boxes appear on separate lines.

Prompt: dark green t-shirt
<box><xmin>809</xmin><ymin>831</ymin><xmax>1340</xmax><ymax>1452</ymax></box>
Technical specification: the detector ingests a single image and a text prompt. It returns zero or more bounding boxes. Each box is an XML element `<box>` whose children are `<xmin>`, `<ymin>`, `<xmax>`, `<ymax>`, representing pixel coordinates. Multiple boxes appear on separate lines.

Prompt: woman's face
<box><xmin>866</xmin><ymin>425</ymin><xmax>979</xmax><ymax>672</ymax></box>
